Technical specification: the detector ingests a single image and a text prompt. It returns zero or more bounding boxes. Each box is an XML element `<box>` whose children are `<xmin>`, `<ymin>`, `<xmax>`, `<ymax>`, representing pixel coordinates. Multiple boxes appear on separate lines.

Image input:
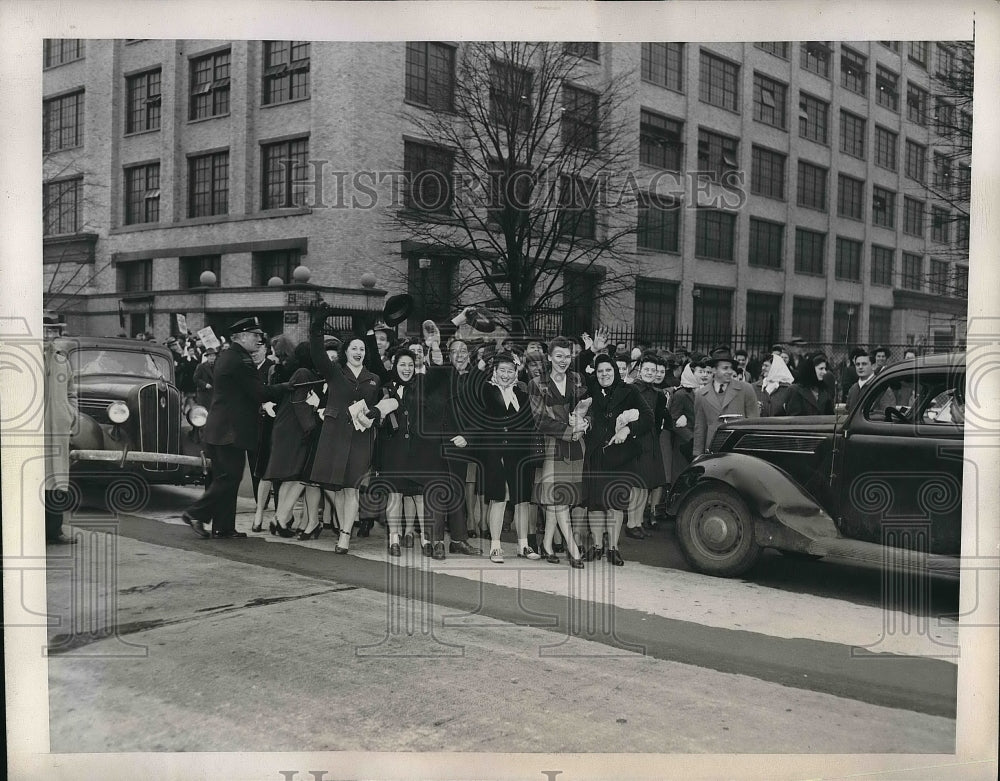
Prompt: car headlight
<box><xmin>107</xmin><ymin>401</ymin><xmax>130</xmax><ymax>424</ymax></box>
<box><xmin>187</xmin><ymin>405</ymin><xmax>209</xmax><ymax>428</ymax></box>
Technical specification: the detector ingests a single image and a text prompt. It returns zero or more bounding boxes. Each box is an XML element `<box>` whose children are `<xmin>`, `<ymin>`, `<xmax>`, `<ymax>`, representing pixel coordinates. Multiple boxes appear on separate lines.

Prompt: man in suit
<box><xmin>846</xmin><ymin>349</ymin><xmax>893</xmax><ymax>415</ymax></box>
<box><xmin>183</xmin><ymin>318</ymin><xmax>290</xmax><ymax>539</ymax></box>
<box><xmin>693</xmin><ymin>346</ymin><xmax>760</xmax><ymax>456</ymax></box>
<box><xmin>872</xmin><ymin>345</ymin><xmax>891</xmax><ymax>375</ymax></box>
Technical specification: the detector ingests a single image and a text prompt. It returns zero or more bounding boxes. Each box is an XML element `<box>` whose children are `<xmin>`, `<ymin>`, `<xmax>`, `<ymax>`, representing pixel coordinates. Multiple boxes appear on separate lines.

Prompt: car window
<box><xmin>923</xmin><ymin>388</ymin><xmax>965</xmax><ymax>425</ymax></box>
<box><xmin>72</xmin><ymin>348</ymin><xmax>173</xmax><ymax>380</ymax></box>
<box><xmin>863</xmin><ymin>382</ymin><xmax>899</xmax><ymax>422</ymax></box>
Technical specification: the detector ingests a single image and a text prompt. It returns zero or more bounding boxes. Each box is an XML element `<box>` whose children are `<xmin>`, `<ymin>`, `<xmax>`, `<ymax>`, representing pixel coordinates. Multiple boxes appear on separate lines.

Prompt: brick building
<box><xmin>42</xmin><ymin>39</ymin><xmax>970</xmax><ymax>350</ymax></box>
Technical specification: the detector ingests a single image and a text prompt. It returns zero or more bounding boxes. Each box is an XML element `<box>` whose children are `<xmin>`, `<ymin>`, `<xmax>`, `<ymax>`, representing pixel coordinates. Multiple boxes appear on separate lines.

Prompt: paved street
<box><xmin>42</xmin><ymin>481</ymin><xmax>960</xmax><ymax>756</ymax></box>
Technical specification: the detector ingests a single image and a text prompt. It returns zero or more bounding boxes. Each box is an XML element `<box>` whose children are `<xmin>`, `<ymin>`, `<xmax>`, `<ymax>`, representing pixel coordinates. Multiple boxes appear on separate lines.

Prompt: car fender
<box><xmin>669</xmin><ymin>452</ymin><xmax>840</xmax><ymax>543</ymax></box>
<box><xmin>69</xmin><ymin>412</ymin><xmax>105</xmax><ymax>451</ymax></box>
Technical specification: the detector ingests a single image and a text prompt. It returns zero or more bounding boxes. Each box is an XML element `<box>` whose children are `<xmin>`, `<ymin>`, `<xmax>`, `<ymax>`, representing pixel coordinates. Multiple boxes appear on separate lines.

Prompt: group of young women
<box><xmin>241</xmin><ymin>303</ymin><xmax>838</xmax><ymax>567</ymax></box>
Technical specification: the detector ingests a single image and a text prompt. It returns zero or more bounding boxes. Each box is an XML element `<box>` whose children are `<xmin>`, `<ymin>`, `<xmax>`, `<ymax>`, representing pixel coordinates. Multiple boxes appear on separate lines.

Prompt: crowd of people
<box><xmin>179</xmin><ymin>304</ymin><xmax>918</xmax><ymax>566</ymax></box>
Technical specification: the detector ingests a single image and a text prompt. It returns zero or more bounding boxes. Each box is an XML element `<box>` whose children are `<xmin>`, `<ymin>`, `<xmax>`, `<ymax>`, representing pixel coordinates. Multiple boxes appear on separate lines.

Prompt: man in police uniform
<box><xmin>183</xmin><ymin>318</ymin><xmax>290</xmax><ymax>538</ymax></box>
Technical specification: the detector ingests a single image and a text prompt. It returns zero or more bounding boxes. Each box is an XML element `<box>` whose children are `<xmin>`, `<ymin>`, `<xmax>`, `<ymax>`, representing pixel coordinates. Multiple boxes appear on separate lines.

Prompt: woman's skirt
<box><xmin>531</xmin><ymin>437</ymin><xmax>585</xmax><ymax>507</ymax></box>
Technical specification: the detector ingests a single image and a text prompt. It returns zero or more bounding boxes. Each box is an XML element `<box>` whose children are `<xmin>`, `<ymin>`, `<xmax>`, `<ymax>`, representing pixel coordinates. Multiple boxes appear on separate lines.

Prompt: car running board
<box><xmin>808</xmin><ymin>537</ymin><xmax>960</xmax><ymax>576</ymax></box>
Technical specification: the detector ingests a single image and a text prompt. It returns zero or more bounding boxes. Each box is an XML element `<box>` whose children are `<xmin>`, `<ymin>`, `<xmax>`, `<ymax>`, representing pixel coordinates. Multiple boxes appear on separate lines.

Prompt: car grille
<box><xmin>137</xmin><ymin>382</ymin><xmax>180</xmax><ymax>471</ymax></box>
<box><xmin>708</xmin><ymin>429</ymin><xmax>731</xmax><ymax>452</ymax></box>
<box><xmin>734</xmin><ymin>433</ymin><xmax>826</xmax><ymax>454</ymax></box>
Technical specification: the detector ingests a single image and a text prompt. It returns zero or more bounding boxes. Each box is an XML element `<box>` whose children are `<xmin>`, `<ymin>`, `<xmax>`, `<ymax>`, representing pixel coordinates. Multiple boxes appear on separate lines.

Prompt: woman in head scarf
<box><xmin>668</xmin><ymin>354</ymin><xmax>711</xmax><ymax>481</ymax></box>
<box><xmin>785</xmin><ymin>352</ymin><xmax>835</xmax><ymax>416</ymax></box>
<box><xmin>756</xmin><ymin>350</ymin><xmax>796</xmax><ymax>417</ymax></box>
<box><xmin>581</xmin><ymin>353</ymin><xmax>653</xmax><ymax>566</ymax></box>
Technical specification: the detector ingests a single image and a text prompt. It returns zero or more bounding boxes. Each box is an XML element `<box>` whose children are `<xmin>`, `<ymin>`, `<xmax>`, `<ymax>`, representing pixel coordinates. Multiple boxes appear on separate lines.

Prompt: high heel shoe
<box><xmin>583</xmin><ymin>545</ymin><xmax>603</xmax><ymax>562</ymax></box>
<box><xmin>567</xmin><ymin>551</ymin><xmax>584</xmax><ymax>569</ymax></box>
<box><xmin>335</xmin><ymin>531</ymin><xmax>351</xmax><ymax>554</ymax></box>
<box><xmin>297</xmin><ymin>522</ymin><xmax>322</xmax><ymax>541</ymax></box>
<box><xmin>542</xmin><ymin>545</ymin><xmax>559</xmax><ymax>564</ymax></box>
<box><xmin>270</xmin><ymin>519</ymin><xmax>295</xmax><ymax>538</ymax></box>
<box><xmin>251</xmin><ymin>521</ymin><xmax>264</xmax><ymax>533</ymax></box>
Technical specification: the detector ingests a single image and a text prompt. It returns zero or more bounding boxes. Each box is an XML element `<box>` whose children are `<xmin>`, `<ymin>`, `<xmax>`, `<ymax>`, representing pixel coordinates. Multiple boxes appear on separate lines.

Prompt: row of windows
<box><xmin>114</xmin><ymin>249</ymin><xmax>304</xmax><ymax>293</ymax></box>
<box><xmin>635</xmin><ymin>277</ymin><xmax>898</xmax><ymax>346</ymax></box>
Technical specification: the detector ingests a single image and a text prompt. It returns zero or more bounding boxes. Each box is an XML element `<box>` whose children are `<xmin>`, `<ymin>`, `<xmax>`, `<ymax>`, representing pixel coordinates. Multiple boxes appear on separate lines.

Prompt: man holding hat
<box><xmin>183</xmin><ymin>317</ymin><xmax>291</xmax><ymax>539</ymax></box>
<box><xmin>693</xmin><ymin>346</ymin><xmax>759</xmax><ymax>456</ymax></box>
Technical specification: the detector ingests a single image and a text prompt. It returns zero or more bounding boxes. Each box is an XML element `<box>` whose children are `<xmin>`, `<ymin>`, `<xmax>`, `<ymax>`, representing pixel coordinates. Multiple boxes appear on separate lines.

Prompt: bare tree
<box><xmin>383</xmin><ymin>41</ymin><xmax>639</xmax><ymax>336</ymax></box>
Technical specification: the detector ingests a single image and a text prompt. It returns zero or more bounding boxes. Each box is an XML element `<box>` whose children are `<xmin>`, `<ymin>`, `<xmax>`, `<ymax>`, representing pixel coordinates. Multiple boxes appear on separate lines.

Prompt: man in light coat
<box><xmin>43</xmin><ymin>319</ymin><xmax>79</xmax><ymax>544</ymax></box>
<box><xmin>693</xmin><ymin>346</ymin><xmax>760</xmax><ymax>456</ymax></box>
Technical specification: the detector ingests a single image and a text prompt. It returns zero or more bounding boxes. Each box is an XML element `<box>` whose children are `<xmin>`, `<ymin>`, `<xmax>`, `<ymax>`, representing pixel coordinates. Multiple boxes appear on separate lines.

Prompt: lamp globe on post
<box><xmin>292</xmin><ymin>265</ymin><xmax>311</xmax><ymax>284</ymax></box>
<box><xmin>199</xmin><ymin>270</ymin><xmax>217</xmax><ymax>287</ymax></box>
<box><xmin>267</xmin><ymin>276</ymin><xmax>284</xmax><ymax>287</ymax></box>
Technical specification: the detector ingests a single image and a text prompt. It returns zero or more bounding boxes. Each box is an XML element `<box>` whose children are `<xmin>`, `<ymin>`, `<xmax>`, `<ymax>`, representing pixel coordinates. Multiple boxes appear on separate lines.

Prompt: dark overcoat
<box><xmin>473</xmin><ymin>383</ymin><xmax>536</xmax><ymax>503</ymax></box>
<box><xmin>308</xmin><ymin>331</ymin><xmax>382</xmax><ymax>489</ymax></box>
<box><xmin>632</xmin><ymin>380</ymin><xmax>669</xmax><ymax>489</ymax></box>
<box><xmin>264</xmin><ymin>366</ymin><xmax>321</xmax><ymax>481</ymax></box>
<box><xmin>202</xmin><ymin>343</ymin><xmax>286</xmax><ymax>450</ymax></box>
<box><xmin>583</xmin><ymin>380</ymin><xmax>653</xmax><ymax>510</ymax></box>
<box><xmin>785</xmin><ymin>383</ymin><xmax>835</xmax><ymax>416</ymax></box>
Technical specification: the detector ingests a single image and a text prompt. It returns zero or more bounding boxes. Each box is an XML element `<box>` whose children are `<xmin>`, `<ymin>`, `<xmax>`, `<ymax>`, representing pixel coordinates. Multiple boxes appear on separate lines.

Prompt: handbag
<box><xmin>601</xmin><ymin>435</ymin><xmax>642</xmax><ymax>469</ymax></box>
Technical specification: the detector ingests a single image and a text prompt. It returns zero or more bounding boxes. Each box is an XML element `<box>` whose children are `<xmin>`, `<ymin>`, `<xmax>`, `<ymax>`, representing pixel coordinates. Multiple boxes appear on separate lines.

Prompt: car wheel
<box><xmin>676</xmin><ymin>485</ymin><xmax>762</xmax><ymax>577</ymax></box>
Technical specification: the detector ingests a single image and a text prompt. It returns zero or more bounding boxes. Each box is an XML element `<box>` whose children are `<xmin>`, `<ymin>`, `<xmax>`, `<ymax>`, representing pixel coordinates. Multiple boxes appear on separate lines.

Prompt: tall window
<box><xmin>405</xmin><ymin>42</ymin><xmax>455</xmax><ymax>111</ymax></box>
<box><xmin>792</xmin><ymin>297</ymin><xmax>824</xmax><ymax>343</ymax></box>
<box><xmin>957</xmin><ymin>216</ymin><xmax>970</xmax><ymax>249</ymax></box>
<box><xmin>868</xmin><ymin>307</ymin><xmax>892</xmax><ymax>345</ymax></box>
<box><xmin>909</xmin><ymin>41</ymin><xmax>929</xmax><ymax>67</ymax></box>
<box><xmin>797</xmin><ymin>160</ymin><xmax>827</xmax><ymax>211</ymax></box>
<box><xmin>262</xmin><ymin>137</ymin><xmax>310</xmax><ymax>210</ymax></box>
<box><xmin>561</xmin><ymin>269</ymin><xmax>598</xmax><ymax>334</ymax></box>
<box><xmin>699</xmin><ymin>50</ymin><xmax>739</xmax><ymax>111</ymax></box>
<box><xmin>254</xmin><ymin>248</ymin><xmax>300</xmax><ymax>286</ymax></box>
<box><xmin>874</xmin><ymin>126</ymin><xmax>897</xmax><ymax>170</ymax></box>
<box><xmin>189</xmin><ymin>49</ymin><xmax>231</xmax><ymax>120</ymax></box>
<box><xmin>641</xmin><ymin>43</ymin><xmax>684</xmax><ymax>92</ymax></box>
<box><xmin>901</xmin><ymin>252</ymin><xmax>923</xmax><ymax>290</ymax></box>
<box><xmin>837</xmin><ymin>174</ymin><xmax>864</xmax><ymax>220</ymax></box>
<box><xmin>798</xmin><ymin>93</ymin><xmax>829</xmax><ymax>143</ymax></box>
<box><xmin>564</xmin><ymin>42</ymin><xmax>600</xmax><ymax>61</ymax></box>
<box><xmin>557</xmin><ymin>176</ymin><xmax>597</xmax><ymax>240</ymax></box>
<box><xmin>125</xmin><ymin>69</ymin><xmax>161</xmax><ymax>133</ymax></box>
<box><xmin>835</xmin><ymin>237</ymin><xmax>863</xmax><ymax>281</ymax></box>
<box><xmin>934</xmin><ymin>98</ymin><xmax>955</xmax><ymax>136</ymax></box>
<box><xmin>833</xmin><ymin>301</ymin><xmax>859</xmax><ymax>344</ymax></box>
<box><xmin>871</xmin><ymin>245</ymin><xmax>894</xmax><ymax>286</ymax></box>
<box><xmin>748</xmin><ymin>218</ymin><xmax>784</xmax><ymax>269</ymax></box>
<box><xmin>840</xmin><ymin>46</ymin><xmax>868</xmax><ymax>95</ymax></box>
<box><xmin>123</xmin><ymin>163</ymin><xmax>160</xmax><ymax>225</ymax></box>
<box><xmin>929</xmin><ymin>259</ymin><xmax>950</xmax><ymax>295</ymax></box>
<box><xmin>692</xmin><ymin>287</ymin><xmax>733</xmax><ymax>348</ymax></box>
<box><xmin>875</xmin><ymin>65</ymin><xmax>899</xmax><ymax>111</ymax></box>
<box><xmin>933</xmin><ymin>152</ymin><xmax>952</xmax><ymax>193</ymax></box>
<box><xmin>43</xmin><ymin>90</ymin><xmax>84</xmax><ymax>152</ymax></box>
<box><xmin>639</xmin><ymin>110</ymin><xmax>683</xmax><ymax>170</ymax></box>
<box><xmin>490</xmin><ymin>60</ymin><xmax>533</xmax><ymax>133</ymax></box>
<box><xmin>905</xmin><ymin>140</ymin><xmax>926</xmax><ymax>182</ymax></box>
<box><xmin>637</xmin><ymin>193</ymin><xmax>680</xmax><ymax>252</ymax></box>
<box><xmin>695</xmin><ymin>209</ymin><xmax>736</xmax><ymax>261</ymax></box>
<box><xmin>753</xmin><ymin>73</ymin><xmax>787</xmax><ymax>129</ymax></box>
<box><xmin>118</xmin><ymin>259</ymin><xmax>152</xmax><ymax>293</ymax></box>
<box><xmin>43</xmin><ymin>39</ymin><xmax>84</xmax><ymax>68</ymax></box>
<box><xmin>403</xmin><ymin>140</ymin><xmax>454</xmax><ymax>214</ymax></box>
<box><xmin>755</xmin><ymin>42</ymin><xmax>789</xmax><ymax>58</ymax></box>
<box><xmin>931</xmin><ymin>207</ymin><xmax>950</xmax><ymax>243</ymax></box>
<box><xmin>906</xmin><ymin>82</ymin><xmax>927</xmax><ymax>125</ymax></box>
<box><xmin>262</xmin><ymin>41</ymin><xmax>310</xmax><ymax>105</ymax></box>
<box><xmin>634</xmin><ymin>278</ymin><xmax>678</xmax><ymax>336</ymax></box>
<box><xmin>697</xmin><ymin>128</ymin><xmax>738</xmax><ymax>179</ymax></box>
<box><xmin>839</xmin><ymin>110</ymin><xmax>866</xmax><ymax>159</ymax></box>
<box><xmin>561</xmin><ymin>85</ymin><xmax>599</xmax><ymax>149</ymax></box>
<box><xmin>955</xmin><ymin>164</ymin><xmax>971</xmax><ymax>200</ymax></box>
<box><xmin>954</xmin><ymin>265</ymin><xmax>968</xmax><ymax>298</ymax></box>
<box><xmin>746</xmin><ymin>292</ymin><xmax>782</xmax><ymax>344</ymax></box>
<box><xmin>188</xmin><ymin>151</ymin><xmax>229</xmax><ymax>218</ymax></box>
<box><xmin>872</xmin><ymin>187</ymin><xmax>896</xmax><ymax>228</ymax></box>
<box><xmin>936</xmin><ymin>44</ymin><xmax>956</xmax><ymax>77</ymax></box>
<box><xmin>800</xmin><ymin>41</ymin><xmax>831</xmax><ymax>78</ymax></box>
<box><xmin>903</xmin><ymin>197</ymin><xmax>924</xmax><ymax>237</ymax></box>
<box><xmin>794</xmin><ymin>228</ymin><xmax>826</xmax><ymax>275</ymax></box>
<box><xmin>180</xmin><ymin>255</ymin><xmax>222</xmax><ymax>289</ymax></box>
<box><xmin>43</xmin><ymin>177</ymin><xmax>82</xmax><ymax>235</ymax></box>
<box><xmin>751</xmin><ymin>146</ymin><xmax>786</xmax><ymax>200</ymax></box>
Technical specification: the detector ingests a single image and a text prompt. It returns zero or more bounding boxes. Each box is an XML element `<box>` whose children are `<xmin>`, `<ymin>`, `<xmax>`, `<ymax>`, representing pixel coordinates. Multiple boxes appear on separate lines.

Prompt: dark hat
<box><xmin>229</xmin><ymin>317</ymin><xmax>264</xmax><ymax>336</ymax></box>
<box><xmin>465</xmin><ymin>306</ymin><xmax>498</xmax><ymax>334</ymax></box>
<box><xmin>707</xmin><ymin>346</ymin><xmax>734</xmax><ymax>366</ymax></box>
<box><xmin>788</xmin><ymin>335</ymin><xmax>806</xmax><ymax>346</ymax></box>
<box><xmin>323</xmin><ymin>336</ymin><xmax>342</xmax><ymax>351</ymax></box>
<box><xmin>204</xmin><ymin>346</ymin><xmax>218</xmax><ymax>355</ymax></box>
<box><xmin>372</xmin><ymin>320</ymin><xmax>394</xmax><ymax>335</ymax></box>
<box><xmin>382</xmin><ymin>294</ymin><xmax>414</xmax><ymax>328</ymax></box>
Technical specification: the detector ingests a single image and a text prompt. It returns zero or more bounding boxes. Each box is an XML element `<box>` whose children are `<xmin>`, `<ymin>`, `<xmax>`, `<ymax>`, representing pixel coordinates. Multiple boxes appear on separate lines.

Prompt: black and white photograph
<box><xmin>2</xmin><ymin>1</ymin><xmax>999</xmax><ymax>779</ymax></box>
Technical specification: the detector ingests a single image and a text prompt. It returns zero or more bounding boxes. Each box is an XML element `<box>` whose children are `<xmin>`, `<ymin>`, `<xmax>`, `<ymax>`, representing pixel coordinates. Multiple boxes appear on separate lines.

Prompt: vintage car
<box><xmin>666</xmin><ymin>353</ymin><xmax>966</xmax><ymax>577</ymax></box>
<box><xmin>51</xmin><ymin>336</ymin><xmax>212</xmax><ymax>486</ymax></box>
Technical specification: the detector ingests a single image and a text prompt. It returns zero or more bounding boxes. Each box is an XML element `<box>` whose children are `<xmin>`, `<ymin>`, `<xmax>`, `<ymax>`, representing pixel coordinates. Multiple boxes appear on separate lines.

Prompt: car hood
<box><xmin>75</xmin><ymin>376</ymin><xmax>169</xmax><ymax>399</ymax></box>
<box><xmin>723</xmin><ymin>414</ymin><xmax>845</xmax><ymax>435</ymax></box>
